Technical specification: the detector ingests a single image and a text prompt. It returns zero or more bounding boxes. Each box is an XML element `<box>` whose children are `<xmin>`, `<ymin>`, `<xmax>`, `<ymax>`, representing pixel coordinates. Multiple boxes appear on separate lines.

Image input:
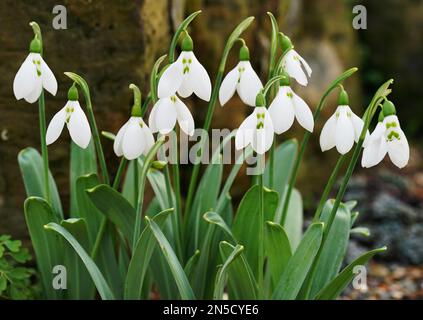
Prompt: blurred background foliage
<box><xmin>0</xmin><ymin>0</ymin><xmax>422</xmax><ymax>298</ymax></box>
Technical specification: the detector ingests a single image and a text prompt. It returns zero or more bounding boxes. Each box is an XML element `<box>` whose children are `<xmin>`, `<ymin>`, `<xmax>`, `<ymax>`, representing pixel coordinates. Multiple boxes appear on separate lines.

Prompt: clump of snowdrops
<box><xmin>13</xmin><ymin>12</ymin><xmax>408</xmax><ymax>300</ymax></box>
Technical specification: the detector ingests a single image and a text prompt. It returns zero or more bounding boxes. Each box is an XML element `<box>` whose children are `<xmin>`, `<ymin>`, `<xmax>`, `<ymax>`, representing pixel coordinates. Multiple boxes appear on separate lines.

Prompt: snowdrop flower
<box><xmin>158</xmin><ymin>33</ymin><xmax>211</xmax><ymax>101</ymax></box>
<box><xmin>13</xmin><ymin>37</ymin><xmax>57</xmax><ymax>103</ymax></box>
<box><xmin>320</xmin><ymin>88</ymin><xmax>368</xmax><ymax>155</ymax></box>
<box><xmin>268</xmin><ymin>75</ymin><xmax>314</xmax><ymax>133</ymax></box>
<box><xmin>362</xmin><ymin>101</ymin><xmax>409</xmax><ymax>169</ymax></box>
<box><xmin>114</xmin><ymin>85</ymin><xmax>155</xmax><ymax>160</ymax></box>
<box><xmin>149</xmin><ymin>95</ymin><xmax>195</xmax><ymax>136</ymax></box>
<box><xmin>46</xmin><ymin>84</ymin><xmax>91</xmax><ymax>149</ymax></box>
<box><xmin>219</xmin><ymin>45</ymin><xmax>263</xmax><ymax>107</ymax></box>
<box><xmin>235</xmin><ymin>94</ymin><xmax>274</xmax><ymax>155</ymax></box>
<box><xmin>280</xmin><ymin>34</ymin><xmax>312</xmax><ymax>86</ymax></box>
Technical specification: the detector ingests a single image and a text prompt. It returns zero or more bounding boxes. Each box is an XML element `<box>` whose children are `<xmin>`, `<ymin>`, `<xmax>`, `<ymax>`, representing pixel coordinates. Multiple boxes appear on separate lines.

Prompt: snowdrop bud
<box><xmin>151</xmin><ymin>160</ymin><xmax>167</xmax><ymax>170</ymax></box>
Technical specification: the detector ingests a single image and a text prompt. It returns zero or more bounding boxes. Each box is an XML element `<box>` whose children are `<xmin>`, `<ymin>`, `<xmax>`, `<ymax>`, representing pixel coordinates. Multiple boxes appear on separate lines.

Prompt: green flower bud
<box><xmin>279</xmin><ymin>33</ymin><xmax>293</xmax><ymax>53</ymax></box>
<box><xmin>378</xmin><ymin>110</ymin><xmax>385</xmax><ymax>122</ymax></box>
<box><xmin>67</xmin><ymin>83</ymin><xmax>79</xmax><ymax>101</ymax></box>
<box><xmin>151</xmin><ymin>160</ymin><xmax>167</xmax><ymax>170</ymax></box>
<box><xmin>382</xmin><ymin>100</ymin><xmax>396</xmax><ymax>117</ymax></box>
<box><xmin>239</xmin><ymin>45</ymin><xmax>250</xmax><ymax>61</ymax></box>
<box><xmin>255</xmin><ymin>93</ymin><xmax>266</xmax><ymax>107</ymax></box>
<box><xmin>29</xmin><ymin>37</ymin><xmax>42</xmax><ymax>53</ymax></box>
<box><xmin>181</xmin><ymin>33</ymin><xmax>194</xmax><ymax>51</ymax></box>
<box><xmin>338</xmin><ymin>87</ymin><xmax>349</xmax><ymax>105</ymax></box>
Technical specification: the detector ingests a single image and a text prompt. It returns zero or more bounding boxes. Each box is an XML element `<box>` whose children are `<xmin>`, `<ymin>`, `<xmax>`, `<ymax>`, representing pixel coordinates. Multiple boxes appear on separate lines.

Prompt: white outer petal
<box><xmin>140</xmin><ymin>119</ymin><xmax>155</xmax><ymax>156</ymax></box>
<box><xmin>24</xmin><ymin>76</ymin><xmax>42</xmax><ymax>103</ymax></box>
<box><xmin>148</xmin><ymin>101</ymin><xmax>159</xmax><ymax>133</ymax></box>
<box><xmin>67</xmin><ymin>101</ymin><xmax>91</xmax><ymax>149</ymax></box>
<box><xmin>268</xmin><ymin>86</ymin><xmax>295</xmax><ymax>134</ymax></box>
<box><xmin>362</xmin><ymin>137</ymin><xmax>387</xmax><ymax>168</ymax></box>
<box><xmin>46</xmin><ymin>106</ymin><xmax>67</xmax><ymax>145</ymax></box>
<box><xmin>335</xmin><ymin>107</ymin><xmax>355</xmax><ymax>154</ymax></box>
<box><xmin>219</xmin><ymin>64</ymin><xmax>239</xmax><ymax>106</ymax></box>
<box><xmin>298</xmin><ymin>54</ymin><xmax>312</xmax><ymax>77</ymax></box>
<box><xmin>283</xmin><ymin>50</ymin><xmax>308</xmax><ymax>86</ymax></box>
<box><xmin>155</xmin><ymin>97</ymin><xmax>177</xmax><ymax>135</ymax></box>
<box><xmin>252</xmin><ymin>108</ymin><xmax>274</xmax><ymax>154</ymax></box>
<box><xmin>292</xmin><ymin>91</ymin><xmax>314</xmax><ymax>132</ymax></box>
<box><xmin>320</xmin><ymin>112</ymin><xmax>337</xmax><ymax>152</ymax></box>
<box><xmin>113</xmin><ymin>119</ymin><xmax>130</xmax><ymax>157</ymax></box>
<box><xmin>349</xmin><ymin>107</ymin><xmax>369</xmax><ymax>145</ymax></box>
<box><xmin>235</xmin><ymin>111</ymin><xmax>256</xmax><ymax>150</ymax></box>
<box><xmin>174</xmin><ymin>97</ymin><xmax>195</xmax><ymax>136</ymax></box>
<box><xmin>387</xmin><ymin>128</ymin><xmax>409</xmax><ymax>169</ymax></box>
<box><xmin>187</xmin><ymin>52</ymin><xmax>212</xmax><ymax>101</ymax></box>
<box><xmin>13</xmin><ymin>53</ymin><xmax>37</xmax><ymax>100</ymax></box>
<box><xmin>238</xmin><ymin>61</ymin><xmax>263</xmax><ymax>107</ymax></box>
<box><xmin>158</xmin><ymin>54</ymin><xmax>183</xmax><ymax>98</ymax></box>
<box><xmin>122</xmin><ymin>117</ymin><xmax>145</xmax><ymax>160</ymax></box>
<box><xmin>40</xmin><ymin>57</ymin><xmax>58</xmax><ymax>96</ymax></box>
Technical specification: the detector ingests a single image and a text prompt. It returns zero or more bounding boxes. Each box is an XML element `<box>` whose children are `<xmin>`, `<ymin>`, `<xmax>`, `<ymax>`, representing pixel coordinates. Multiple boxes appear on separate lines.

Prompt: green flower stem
<box><xmin>184</xmin><ymin>17</ymin><xmax>255</xmax><ymax>218</ymax></box>
<box><xmin>302</xmin><ymin>79</ymin><xmax>393</xmax><ymax>299</ymax></box>
<box><xmin>279</xmin><ymin>67</ymin><xmax>358</xmax><ymax>225</ymax></box>
<box><xmin>113</xmin><ymin>158</ymin><xmax>127</xmax><ymax>190</ymax></box>
<box><xmin>257</xmin><ymin>159</ymin><xmax>265</xmax><ymax>299</ymax></box>
<box><xmin>132</xmin><ymin>136</ymin><xmax>166</xmax><ymax>250</ymax></box>
<box><xmin>64</xmin><ymin>72</ymin><xmax>110</xmax><ymax>185</ymax></box>
<box><xmin>133</xmin><ymin>159</ymin><xmax>139</xmax><ymax>205</ymax></box>
<box><xmin>38</xmin><ymin>91</ymin><xmax>51</xmax><ymax>204</ymax></box>
<box><xmin>312</xmin><ymin>155</ymin><xmax>346</xmax><ymax>222</ymax></box>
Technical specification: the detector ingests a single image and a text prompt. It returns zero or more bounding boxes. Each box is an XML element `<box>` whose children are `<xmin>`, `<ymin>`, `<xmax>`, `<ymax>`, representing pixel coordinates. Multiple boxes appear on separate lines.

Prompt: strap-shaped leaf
<box><xmin>44</xmin><ymin>222</ymin><xmax>115</xmax><ymax>300</ymax></box>
<box><xmin>273</xmin><ymin>222</ymin><xmax>323</xmax><ymax>300</ymax></box>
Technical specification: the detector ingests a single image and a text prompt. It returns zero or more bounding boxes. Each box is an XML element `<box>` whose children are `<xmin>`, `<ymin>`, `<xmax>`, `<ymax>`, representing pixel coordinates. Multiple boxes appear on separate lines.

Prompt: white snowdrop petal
<box><xmin>219</xmin><ymin>65</ymin><xmax>239</xmax><ymax>106</ymax></box>
<box><xmin>13</xmin><ymin>54</ymin><xmax>38</xmax><ymax>100</ymax></box>
<box><xmin>175</xmin><ymin>97</ymin><xmax>195</xmax><ymax>136</ymax></box>
<box><xmin>68</xmin><ymin>101</ymin><xmax>91</xmax><ymax>149</ymax></box>
<box><xmin>140</xmin><ymin>120</ymin><xmax>155</xmax><ymax>156</ymax></box>
<box><xmin>23</xmin><ymin>77</ymin><xmax>43</xmax><ymax>103</ymax></box>
<box><xmin>335</xmin><ymin>109</ymin><xmax>355</xmax><ymax>154</ymax></box>
<box><xmin>46</xmin><ymin>106</ymin><xmax>67</xmax><ymax>145</ymax></box>
<box><xmin>320</xmin><ymin>112</ymin><xmax>337</xmax><ymax>152</ymax></box>
<box><xmin>148</xmin><ymin>101</ymin><xmax>160</xmax><ymax>133</ymax></box>
<box><xmin>188</xmin><ymin>53</ymin><xmax>212</xmax><ymax>101</ymax></box>
<box><xmin>293</xmin><ymin>92</ymin><xmax>314</xmax><ymax>132</ymax></box>
<box><xmin>387</xmin><ymin>129</ymin><xmax>409</xmax><ymax>169</ymax></box>
<box><xmin>157</xmin><ymin>55</ymin><xmax>184</xmax><ymax>98</ymax></box>
<box><xmin>298</xmin><ymin>54</ymin><xmax>312</xmax><ymax>77</ymax></box>
<box><xmin>177</xmin><ymin>77</ymin><xmax>194</xmax><ymax>98</ymax></box>
<box><xmin>350</xmin><ymin>110</ymin><xmax>366</xmax><ymax>143</ymax></box>
<box><xmin>113</xmin><ymin>120</ymin><xmax>130</xmax><ymax>157</ymax></box>
<box><xmin>235</xmin><ymin>112</ymin><xmax>256</xmax><ymax>150</ymax></box>
<box><xmin>283</xmin><ymin>50</ymin><xmax>308</xmax><ymax>86</ymax></box>
<box><xmin>238</xmin><ymin>61</ymin><xmax>263</xmax><ymax>107</ymax></box>
<box><xmin>268</xmin><ymin>87</ymin><xmax>295</xmax><ymax>134</ymax></box>
<box><xmin>155</xmin><ymin>97</ymin><xmax>177</xmax><ymax>135</ymax></box>
<box><xmin>40</xmin><ymin>57</ymin><xmax>58</xmax><ymax>96</ymax></box>
<box><xmin>122</xmin><ymin>118</ymin><xmax>144</xmax><ymax>160</ymax></box>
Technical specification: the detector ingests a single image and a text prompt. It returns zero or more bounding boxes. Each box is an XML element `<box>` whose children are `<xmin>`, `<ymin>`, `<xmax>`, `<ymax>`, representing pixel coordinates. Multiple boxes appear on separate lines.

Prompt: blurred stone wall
<box><xmin>0</xmin><ymin>0</ymin><xmax>361</xmax><ymax>239</ymax></box>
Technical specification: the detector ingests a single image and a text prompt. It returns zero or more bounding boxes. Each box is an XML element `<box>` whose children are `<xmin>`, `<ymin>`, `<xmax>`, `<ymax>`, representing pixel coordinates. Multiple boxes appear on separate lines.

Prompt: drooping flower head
<box><xmin>362</xmin><ymin>101</ymin><xmax>409</xmax><ymax>169</ymax></box>
<box><xmin>158</xmin><ymin>33</ymin><xmax>212</xmax><ymax>101</ymax></box>
<box><xmin>114</xmin><ymin>84</ymin><xmax>155</xmax><ymax>160</ymax></box>
<box><xmin>320</xmin><ymin>87</ymin><xmax>369</xmax><ymax>155</ymax></box>
<box><xmin>219</xmin><ymin>44</ymin><xmax>263</xmax><ymax>107</ymax></box>
<box><xmin>279</xmin><ymin>34</ymin><xmax>312</xmax><ymax>87</ymax></box>
<box><xmin>46</xmin><ymin>83</ymin><xmax>91</xmax><ymax>149</ymax></box>
<box><xmin>235</xmin><ymin>93</ymin><xmax>274</xmax><ymax>155</ymax></box>
<box><xmin>268</xmin><ymin>74</ymin><xmax>314</xmax><ymax>134</ymax></box>
<box><xmin>13</xmin><ymin>36</ymin><xmax>57</xmax><ymax>103</ymax></box>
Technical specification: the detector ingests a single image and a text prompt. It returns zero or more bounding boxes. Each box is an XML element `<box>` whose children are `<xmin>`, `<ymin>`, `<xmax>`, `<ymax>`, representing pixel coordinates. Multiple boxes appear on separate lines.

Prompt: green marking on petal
<box><xmin>286</xmin><ymin>92</ymin><xmax>293</xmax><ymax>99</ymax></box>
<box><xmin>171</xmin><ymin>96</ymin><xmax>177</xmax><ymax>103</ymax></box>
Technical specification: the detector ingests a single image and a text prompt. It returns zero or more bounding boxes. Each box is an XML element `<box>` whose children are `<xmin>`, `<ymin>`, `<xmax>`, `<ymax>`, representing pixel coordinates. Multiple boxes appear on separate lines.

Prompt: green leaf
<box><xmin>272</xmin><ymin>222</ymin><xmax>324</xmax><ymax>300</ymax></box>
<box><xmin>44</xmin><ymin>222</ymin><xmax>115</xmax><ymax>300</ymax></box>
<box><xmin>219</xmin><ymin>241</ymin><xmax>257</xmax><ymax>300</ymax></box>
<box><xmin>283</xmin><ymin>189</ymin><xmax>303</xmax><ymax>250</ymax></box>
<box><xmin>203</xmin><ymin>211</ymin><xmax>236</xmax><ymax>242</ymax></box>
<box><xmin>309</xmin><ymin>201</ymin><xmax>351</xmax><ymax>298</ymax></box>
<box><xmin>70</xmin><ymin>140</ymin><xmax>97</xmax><ymax>216</ymax></box>
<box><xmin>4</xmin><ymin>240</ymin><xmax>21</xmax><ymax>253</ymax></box>
<box><xmin>124</xmin><ymin>208</ymin><xmax>173</xmax><ymax>300</ymax></box>
<box><xmin>60</xmin><ymin>218</ymin><xmax>95</xmax><ymax>299</ymax></box>
<box><xmin>24</xmin><ymin>197</ymin><xmax>63</xmax><ymax>299</ymax></box>
<box><xmin>265</xmin><ymin>221</ymin><xmax>292</xmax><ymax>289</ymax></box>
<box><xmin>184</xmin><ymin>250</ymin><xmax>200</xmax><ymax>281</ymax></box>
<box><xmin>232</xmin><ymin>185</ymin><xmax>278</xmax><ymax>278</ymax></box>
<box><xmin>19</xmin><ymin>148</ymin><xmax>63</xmax><ymax>219</ymax></box>
<box><xmin>315</xmin><ymin>247</ymin><xmax>387</xmax><ymax>300</ymax></box>
<box><xmin>147</xmin><ymin>218</ymin><xmax>196</xmax><ymax>300</ymax></box>
<box><xmin>351</xmin><ymin>227</ymin><xmax>370</xmax><ymax>237</ymax></box>
<box><xmin>214</xmin><ymin>244</ymin><xmax>244</xmax><ymax>300</ymax></box>
<box><xmin>86</xmin><ymin>184</ymin><xmax>135</xmax><ymax>244</ymax></box>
